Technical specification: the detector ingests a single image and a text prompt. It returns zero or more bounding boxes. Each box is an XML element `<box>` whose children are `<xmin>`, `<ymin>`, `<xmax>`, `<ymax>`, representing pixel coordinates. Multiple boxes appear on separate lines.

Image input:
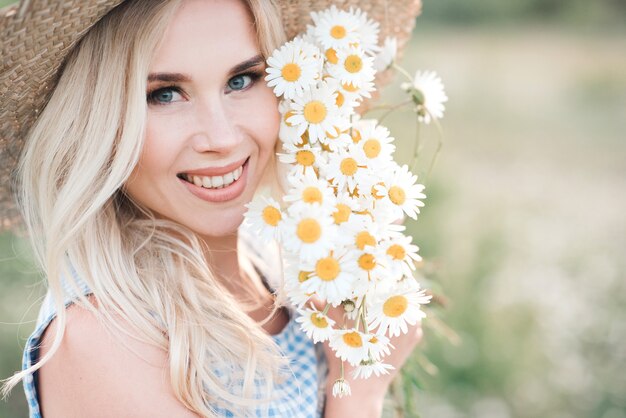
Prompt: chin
<box><xmin>188</xmin><ymin>210</ymin><xmax>246</xmax><ymax>239</ymax></box>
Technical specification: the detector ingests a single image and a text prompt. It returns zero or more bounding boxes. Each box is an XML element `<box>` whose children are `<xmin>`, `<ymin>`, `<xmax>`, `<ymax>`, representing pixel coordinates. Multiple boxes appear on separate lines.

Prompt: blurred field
<box><xmin>1</xmin><ymin>2</ymin><xmax>626</xmax><ymax>417</ymax></box>
<box><xmin>387</xmin><ymin>24</ymin><xmax>626</xmax><ymax>418</ymax></box>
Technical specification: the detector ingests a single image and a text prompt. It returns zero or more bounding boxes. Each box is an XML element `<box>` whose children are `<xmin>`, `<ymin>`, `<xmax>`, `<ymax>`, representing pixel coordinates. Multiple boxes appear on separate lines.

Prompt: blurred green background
<box><xmin>1</xmin><ymin>0</ymin><xmax>625</xmax><ymax>417</ymax></box>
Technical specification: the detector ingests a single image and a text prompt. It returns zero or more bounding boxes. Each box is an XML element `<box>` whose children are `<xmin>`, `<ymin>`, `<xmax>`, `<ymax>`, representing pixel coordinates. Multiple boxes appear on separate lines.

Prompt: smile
<box><xmin>177</xmin><ymin>158</ymin><xmax>249</xmax><ymax>203</ymax></box>
<box><xmin>180</xmin><ymin>165</ymin><xmax>243</xmax><ymax>189</ymax></box>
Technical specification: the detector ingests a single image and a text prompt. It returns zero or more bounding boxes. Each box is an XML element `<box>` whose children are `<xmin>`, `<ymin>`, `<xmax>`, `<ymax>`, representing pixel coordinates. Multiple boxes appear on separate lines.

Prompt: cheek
<box><xmin>250</xmin><ymin>91</ymin><xmax>280</xmax><ymax>154</ymax></box>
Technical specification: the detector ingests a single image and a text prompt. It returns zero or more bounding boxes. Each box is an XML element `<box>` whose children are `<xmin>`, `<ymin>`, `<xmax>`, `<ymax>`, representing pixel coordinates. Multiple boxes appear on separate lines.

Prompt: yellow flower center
<box><xmin>358</xmin><ymin>253</ymin><xmax>376</xmax><ymax>271</ymax></box>
<box><xmin>351</xmin><ymin>129</ymin><xmax>361</xmax><ymax>143</ymax></box>
<box><xmin>388</xmin><ymin>185</ymin><xmax>406</xmax><ymax>205</ymax></box>
<box><xmin>383</xmin><ymin>295</ymin><xmax>408</xmax><ymax>317</ymax></box>
<box><xmin>387</xmin><ymin>244</ymin><xmax>406</xmax><ymax>260</ymax></box>
<box><xmin>311</xmin><ymin>313</ymin><xmax>329</xmax><ymax>328</ymax></box>
<box><xmin>335</xmin><ymin>91</ymin><xmax>345</xmax><ymax>107</ymax></box>
<box><xmin>283</xmin><ymin>110</ymin><xmax>296</xmax><ymax>127</ymax></box>
<box><xmin>302</xmin><ymin>186</ymin><xmax>323</xmax><ymax>204</ymax></box>
<box><xmin>298</xmin><ymin>271</ymin><xmax>311</xmax><ymax>283</ymax></box>
<box><xmin>332</xmin><ymin>203</ymin><xmax>351</xmax><ymax>224</ymax></box>
<box><xmin>363</xmin><ymin>139</ymin><xmax>381</xmax><ymax>158</ymax></box>
<box><xmin>261</xmin><ymin>206</ymin><xmax>281</xmax><ymax>227</ymax></box>
<box><xmin>355</xmin><ymin>231</ymin><xmax>376</xmax><ymax>250</ymax></box>
<box><xmin>369</xmin><ymin>336</ymin><xmax>378</xmax><ymax>344</ymax></box>
<box><xmin>342</xmin><ymin>82</ymin><xmax>359</xmax><ymax>92</ymax></box>
<box><xmin>342</xmin><ymin>331</ymin><xmax>363</xmax><ymax>348</ymax></box>
<box><xmin>340</xmin><ymin>157</ymin><xmax>358</xmax><ymax>176</ymax></box>
<box><xmin>281</xmin><ymin>63</ymin><xmax>301</xmax><ymax>82</ymax></box>
<box><xmin>344</xmin><ymin>54</ymin><xmax>363</xmax><ymax>73</ymax></box>
<box><xmin>315</xmin><ymin>256</ymin><xmax>340</xmax><ymax>281</ymax></box>
<box><xmin>303</xmin><ymin>100</ymin><xmax>327</xmax><ymax>124</ymax></box>
<box><xmin>330</xmin><ymin>25</ymin><xmax>347</xmax><ymax>39</ymax></box>
<box><xmin>325</xmin><ymin>48</ymin><xmax>338</xmax><ymax>64</ymax></box>
<box><xmin>295</xmin><ymin>150</ymin><xmax>315</xmax><ymax>166</ymax></box>
<box><xmin>296</xmin><ymin>218</ymin><xmax>321</xmax><ymax>243</ymax></box>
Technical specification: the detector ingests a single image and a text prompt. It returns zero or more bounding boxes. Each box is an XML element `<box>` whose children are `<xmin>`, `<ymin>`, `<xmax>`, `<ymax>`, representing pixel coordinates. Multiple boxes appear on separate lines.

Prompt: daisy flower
<box><xmin>331</xmin><ymin>194</ymin><xmax>360</xmax><ymax>226</ymax></box>
<box><xmin>328</xmin><ymin>46</ymin><xmax>375</xmax><ymax>89</ymax></box>
<box><xmin>353</xmin><ymin>246</ymin><xmax>386</xmax><ymax>285</ymax></box>
<box><xmin>284</xmin><ymin>170</ymin><xmax>336</xmax><ymax>208</ymax></box>
<box><xmin>312</xmin><ymin>5</ymin><xmax>360</xmax><ymax>51</ymax></box>
<box><xmin>367</xmin><ymin>279</ymin><xmax>431</xmax><ymax>337</ymax></box>
<box><xmin>278</xmin><ymin>142</ymin><xmax>323</xmax><ymax>178</ymax></box>
<box><xmin>244</xmin><ymin>194</ymin><xmax>283</xmax><ymax>242</ymax></box>
<box><xmin>323</xmin><ymin>144</ymin><xmax>369</xmax><ymax>194</ymax></box>
<box><xmin>332</xmin><ymin>378</ymin><xmax>351</xmax><ymax>398</ymax></box>
<box><xmin>300</xmin><ymin>249</ymin><xmax>358</xmax><ymax>306</ymax></box>
<box><xmin>278</xmin><ymin>100</ymin><xmax>306</xmax><ymax>146</ymax></box>
<box><xmin>350</xmin><ymin>7</ymin><xmax>381</xmax><ymax>56</ymax></box>
<box><xmin>281</xmin><ymin>204</ymin><xmax>337</xmax><ymax>263</ymax></box>
<box><xmin>324</xmin><ymin>78</ymin><xmax>360</xmax><ymax>118</ymax></box>
<box><xmin>296</xmin><ymin>304</ymin><xmax>336</xmax><ymax>343</ymax></box>
<box><xmin>282</xmin><ymin>260</ymin><xmax>315</xmax><ymax>308</ymax></box>
<box><xmin>401</xmin><ymin>70</ymin><xmax>448</xmax><ymax>124</ymax></box>
<box><xmin>364</xmin><ymin>332</ymin><xmax>393</xmax><ymax>361</ymax></box>
<box><xmin>329</xmin><ymin>328</ymin><xmax>370</xmax><ymax>366</ymax></box>
<box><xmin>287</xmin><ymin>82</ymin><xmax>345</xmax><ymax>144</ymax></box>
<box><xmin>340</xmin><ymin>78</ymin><xmax>375</xmax><ymax>101</ymax></box>
<box><xmin>373</xmin><ymin>37</ymin><xmax>397</xmax><ymax>72</ymax></box>
<box><xmin>352</xmin><ymin>360</ymin><xmax>394</xmax><ymax>380</ymax></box>
<box><xmin>380</xmin><ymin>234</ymin><xmax>422</xmax><ymax>279</ymax></box>
<box><xmin>320</xmin><ymin>129</ymin><xmax>353</xmax><ymax>153</ymax></box>
<box><xmin>266</xmin><ymin>38</ymin><xmax>321</xmax><ymax>100</ymax></box>
<box><xmin>374</xmin><ymin>164</ymin><xmax>426</xmax><ymax>220</ymax></box>
<box><xmin>316</xmin><ymin>113</ymin><xmax>353</xmax><ymax>151</ymax></box>
<box><xmin>354</xmin><ymin>119</ymin><xmax>395</xmax><ymax>168</ymax></box>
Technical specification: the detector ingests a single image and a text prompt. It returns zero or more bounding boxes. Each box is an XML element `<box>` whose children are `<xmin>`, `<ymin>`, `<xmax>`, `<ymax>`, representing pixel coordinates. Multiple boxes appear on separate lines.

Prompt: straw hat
<box><xmin>0</xmin><ymin>0</ymin><xmax>422</xmax><ymax>230</ymax></box>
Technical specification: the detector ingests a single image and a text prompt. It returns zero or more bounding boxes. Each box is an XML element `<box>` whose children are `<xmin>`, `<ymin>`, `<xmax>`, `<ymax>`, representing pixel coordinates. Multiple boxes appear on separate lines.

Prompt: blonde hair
<box><xmin>2</xmin><ymin>0</ymin><xmax>289</xmax><ymax>416</ymax></box>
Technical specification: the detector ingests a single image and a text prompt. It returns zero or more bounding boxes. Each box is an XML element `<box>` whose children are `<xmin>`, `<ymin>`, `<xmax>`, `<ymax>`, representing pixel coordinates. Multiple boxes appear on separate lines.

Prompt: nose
<box><xmin>189</xmin><ymin>97</ymin><xmax>241</xmax><ymax>154</ymax></box>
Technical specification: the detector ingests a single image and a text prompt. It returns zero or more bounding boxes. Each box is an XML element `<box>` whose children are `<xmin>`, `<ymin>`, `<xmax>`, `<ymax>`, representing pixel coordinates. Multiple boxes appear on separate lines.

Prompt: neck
<box><xmin>199</xmin><ymin>231</ymin><xmax>265</xmax><ymax>305</ymax></box>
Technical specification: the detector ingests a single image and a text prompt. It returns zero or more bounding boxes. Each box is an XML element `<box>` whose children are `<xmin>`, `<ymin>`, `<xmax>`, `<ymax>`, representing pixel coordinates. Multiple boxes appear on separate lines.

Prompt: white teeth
<box><xmin>212</xmin><ymin>176</ymin><xmax>224</xmax><ymax>188</ymax></box>
<box><xmin>184</xmin><ymin>162</ymin><xmax>244</xmax><ymax>190</ymax></box>
<box><xmin>223</xmin><ymin>172</ymin><xmax>234</xmax><ymax>184</ymax></box>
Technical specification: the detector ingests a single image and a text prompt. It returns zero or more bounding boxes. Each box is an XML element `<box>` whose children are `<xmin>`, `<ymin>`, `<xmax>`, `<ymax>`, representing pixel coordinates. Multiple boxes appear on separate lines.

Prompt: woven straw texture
<box><xmin>0</xmin><ymin>0</ymin><xmax>421</xmax><ymax>231</ymax></box>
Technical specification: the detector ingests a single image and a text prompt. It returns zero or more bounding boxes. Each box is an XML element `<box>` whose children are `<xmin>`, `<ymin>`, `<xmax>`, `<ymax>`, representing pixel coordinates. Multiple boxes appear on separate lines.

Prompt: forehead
<box><xmin>150</xmin><ymin>0</ymin><xmax>259</xmax><ymax>74</ymax></box>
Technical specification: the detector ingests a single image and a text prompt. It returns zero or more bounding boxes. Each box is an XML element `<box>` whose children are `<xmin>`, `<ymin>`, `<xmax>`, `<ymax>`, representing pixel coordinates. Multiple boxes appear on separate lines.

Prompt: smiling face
<box><xmin>123</xmin><ymin>0</ymin><xmax>280</xmax><ymax>238</ymax></box>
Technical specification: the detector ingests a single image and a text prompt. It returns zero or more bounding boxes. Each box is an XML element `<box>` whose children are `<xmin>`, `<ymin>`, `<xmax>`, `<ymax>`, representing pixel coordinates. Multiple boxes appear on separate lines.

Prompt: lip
<box><xmin>179</xmin><ymin>158</ymin><xmax>249</xmax><ymax>203</ymax></box>
<box><xmin>180</xmin><ymin>156</ymin><xmax>249</xmax><ymax>177</ymax></box>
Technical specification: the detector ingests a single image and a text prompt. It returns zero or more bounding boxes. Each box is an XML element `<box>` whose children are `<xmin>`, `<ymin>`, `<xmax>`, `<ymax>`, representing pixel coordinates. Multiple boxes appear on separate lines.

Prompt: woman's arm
<box><xmin>320</xmin><ymin>305</ymin><xmax>425</xmax><ymax>418</ymax></box>
<box><xmin>38</xmin><ymin>299</ymin><xmax>199</xmax><ymax>418</ymax></box>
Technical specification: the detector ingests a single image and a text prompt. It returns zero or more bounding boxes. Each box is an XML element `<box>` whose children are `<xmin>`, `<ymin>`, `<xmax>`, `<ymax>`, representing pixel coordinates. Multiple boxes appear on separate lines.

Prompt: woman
<box><xmin>0</xmin><ymin>0</ymin><xmax>423</xmax><ymax>416</ymax></box>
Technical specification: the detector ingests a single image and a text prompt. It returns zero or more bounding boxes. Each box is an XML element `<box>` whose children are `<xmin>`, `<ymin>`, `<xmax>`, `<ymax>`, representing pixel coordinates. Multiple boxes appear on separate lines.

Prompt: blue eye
<box><xmin>227</xmin><ymin>74</ymin><xmax>253</xmax><ymax>91</ymax></box>
<box><xmin>147</xmin><ymin>87</ymin><xmax>183</xmax><ymax>105</ymax></box>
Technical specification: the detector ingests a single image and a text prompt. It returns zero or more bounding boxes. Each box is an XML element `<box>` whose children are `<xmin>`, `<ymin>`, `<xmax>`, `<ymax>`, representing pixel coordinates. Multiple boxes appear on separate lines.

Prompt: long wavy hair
<box><xmin>1</xmin><ymin>0</ymin><xmax>288</xmax><ymax>415</ymax></box>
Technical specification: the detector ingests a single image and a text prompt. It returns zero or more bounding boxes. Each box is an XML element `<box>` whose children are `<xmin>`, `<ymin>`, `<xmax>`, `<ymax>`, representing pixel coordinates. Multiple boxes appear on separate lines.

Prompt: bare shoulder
<box><xmin>38</xmin><ymin>295</ymin><xmax>199</xmax><ymax>418</ymax></box>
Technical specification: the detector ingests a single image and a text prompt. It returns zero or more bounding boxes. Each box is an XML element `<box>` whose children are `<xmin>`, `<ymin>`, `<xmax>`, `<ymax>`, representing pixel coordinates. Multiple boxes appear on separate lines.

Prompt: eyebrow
<box><xmin>147</xmin><ymin>54</ymin><xmax>265</xmax><ymax>83</ymax></box>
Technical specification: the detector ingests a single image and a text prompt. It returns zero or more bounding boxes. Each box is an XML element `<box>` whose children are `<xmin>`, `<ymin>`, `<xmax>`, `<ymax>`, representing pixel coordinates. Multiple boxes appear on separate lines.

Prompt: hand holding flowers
<box><xmin>245</xmin><ymin>5</ymin><xmax>448</xmax><ymax>399</ymax></box>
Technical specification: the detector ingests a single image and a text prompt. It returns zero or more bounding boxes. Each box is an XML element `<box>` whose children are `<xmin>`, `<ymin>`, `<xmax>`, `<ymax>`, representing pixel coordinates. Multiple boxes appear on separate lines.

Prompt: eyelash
<box><xmin>146</xmin><ymin>71</ymin><xmax>265</xmax><ymax>105</ymax></box>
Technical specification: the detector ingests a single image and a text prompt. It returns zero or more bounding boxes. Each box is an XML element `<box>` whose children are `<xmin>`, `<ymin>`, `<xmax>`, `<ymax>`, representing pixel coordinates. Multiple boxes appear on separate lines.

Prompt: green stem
<box><xmin>392</xmin><ymin>62</ymin><xmax>414</xmax><ymax>85</ymax></box>
<box><xmin>322</xmin><ymin>303</ymin><xmax>331</xmax><ymax>316</ymax></box>
<box><xmin>376</xmin><ymin>99</ymin><xmax>412</xmax><ymax>124</ymax></box>
<box><xmin>411</xmin><ymin>115</ymin><xmax>421</xmax><ymax>174</ymax></box>
<box><xmin>423</xmin><ymin>110</ymin><xmax>445</xmax><ymax>183</ymax></box>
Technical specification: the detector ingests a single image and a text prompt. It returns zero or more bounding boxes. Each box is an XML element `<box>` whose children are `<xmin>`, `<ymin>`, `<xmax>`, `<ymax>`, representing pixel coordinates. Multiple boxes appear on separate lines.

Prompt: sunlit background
<box><xmin>1</xmin><ymin>0</ymin><xmax>625</xmax><ymax>417</ymax></box>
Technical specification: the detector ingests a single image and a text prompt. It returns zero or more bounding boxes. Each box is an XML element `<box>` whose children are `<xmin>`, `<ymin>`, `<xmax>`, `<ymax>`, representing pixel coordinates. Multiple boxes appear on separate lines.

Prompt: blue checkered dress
<box><xmin>22</xmin><ymin>272</ymin><xmax>327</xmax><ymax>417</ymax></box>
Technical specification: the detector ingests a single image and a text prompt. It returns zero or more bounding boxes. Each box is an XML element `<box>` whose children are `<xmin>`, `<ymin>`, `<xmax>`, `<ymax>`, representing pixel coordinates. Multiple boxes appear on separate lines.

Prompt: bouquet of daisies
<box><xmin>245</xmin><ymin>6</ymin><xmax>446</xmax><ymax>397</ymax></box>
